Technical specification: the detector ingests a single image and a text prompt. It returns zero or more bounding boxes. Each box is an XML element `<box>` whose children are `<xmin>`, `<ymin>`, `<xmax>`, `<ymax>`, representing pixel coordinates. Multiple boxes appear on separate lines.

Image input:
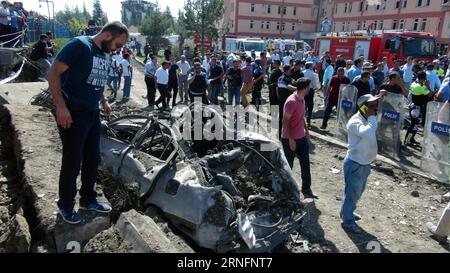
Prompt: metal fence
<box><xmin>25</xmin><ymin>18</ymin><xmax>71</xmax><ymax>44</ymax></box>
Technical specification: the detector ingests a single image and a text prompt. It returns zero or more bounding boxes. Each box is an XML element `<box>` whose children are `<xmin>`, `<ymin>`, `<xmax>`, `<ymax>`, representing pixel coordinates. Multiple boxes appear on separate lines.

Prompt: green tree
<box><xmin>92</xmin><ymin>0</ymin><xmax>106</xmax><ymax>25</ymax></box>
<box><xmin>55</xmin><ymin>5</ymin><xmax>91</xmax><ymax>36</ymax></box>
<box><xmin>178</xmin><ymin>0</ymin><xmax>224</xmax><ymax>56</ymax></box>
<box><xmin>139</xmin><ymin>8</ymin><xmax>171</xmax><ymax>52</ymax></box>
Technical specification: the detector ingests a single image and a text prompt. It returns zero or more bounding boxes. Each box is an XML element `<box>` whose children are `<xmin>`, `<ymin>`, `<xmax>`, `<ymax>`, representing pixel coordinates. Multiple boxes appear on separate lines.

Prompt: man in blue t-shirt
<box><xmin>48</xmin><ymin>22</ymin><xmax>129</xmax><ymax>224</ymax></box>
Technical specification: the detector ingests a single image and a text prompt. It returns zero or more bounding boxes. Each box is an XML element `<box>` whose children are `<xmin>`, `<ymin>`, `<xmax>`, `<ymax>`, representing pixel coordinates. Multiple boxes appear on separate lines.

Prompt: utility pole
<box><xmin>39</xmin><ymin>0</ymin><xmax>55</xmax><ymax>38</ymax></box>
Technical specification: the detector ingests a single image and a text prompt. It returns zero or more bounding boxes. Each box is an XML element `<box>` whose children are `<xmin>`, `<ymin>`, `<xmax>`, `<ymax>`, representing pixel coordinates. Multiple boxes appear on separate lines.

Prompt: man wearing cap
<box><xmin>321</xmin><ymin>67</ymin><xmax>350</xmax><ymax>130</ymax></box>
<box><xmin>340</xmin><ymin>93</ymin><xmax>385</xmax><ymax>233</ymax></box>
<box><xmin>281</xmin><ymin>77</ymin><xmax>316</xmax><ymax>199</ymax></box>
<box><xmin>303</xmin><ymin>61</ymin><xmax>320</xmax><ymax>127</ymax></box>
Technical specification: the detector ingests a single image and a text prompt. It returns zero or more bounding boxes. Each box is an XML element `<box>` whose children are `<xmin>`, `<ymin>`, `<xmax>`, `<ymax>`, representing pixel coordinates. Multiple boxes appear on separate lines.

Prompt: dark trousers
<box><xmin>167</xmin><ymin>81</ymin><xmax>179</xmax><ymax>107</ymax></box>
<box><xmin>282</xmin><ymin>137</ymin><xmax>312</xmax><ymax>191</ymax></box>
<box><xmin>269</xmin><ymin>84</ymin><xmax>278</xmax><ymax>106</ymax></box>
<box><xmin>155</xmin><ymin>83</ymin><xmax>168</xmax><ymax>109</ymax></box>
<box><xmin>251</xmin><ymin>84</ymin><xmax>263</xmax><ymax>110</ymax></box>
<box><xmin>305</xmin><ymin>88</ymin><xmax>315</xmax><ymax>125</ymax></box>
<box><xmin>0</xmin><ymin>24</ymin><xmax>12</xmax><ymax>45</ymax></box>
<box><xmin>322</xmin><ymin>99</ymin><xmax>338</xmax><ymax>128</ymax></box>
<box><xmin>145</xmin><ymin>76</ymin><xmax>156</xmax><ymax>105</ymax></box>
<box><xmin>117</xmin><ymin>71</ymin><xmax>122</xmax><ymax>89</ymax></box>
<box><xmin>57</xmin><ymin>110</ymin><xmax>100</xmax><ymax>210</ymax></box>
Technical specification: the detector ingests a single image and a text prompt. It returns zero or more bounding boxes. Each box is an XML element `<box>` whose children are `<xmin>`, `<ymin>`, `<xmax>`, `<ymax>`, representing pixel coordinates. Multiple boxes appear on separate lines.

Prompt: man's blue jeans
<box><xmin>341</xmin><ymin>156</ymin><xmax>371</xmax><ymax>227</ymax></box>
<box><xmin>123</xmin><ymin>76</ymin><xmax>132</xmax><ymax>98</ymax></box>
<box><xmin>228</xmin><ymin>85</ymin><xmax>241</xmax><ymax>106</ymax></box>
<box><xmin>57</xmin><ymin>110</ymin><xmax>101</xmax><ymax>210</ymax></box>
<box><xmin>210</xmin><ymin>83</ymin><xmax>222</xmax><ymax>105</ymax></box>
<box><xmin>107</xmin><ymin>76</ymin><xmax>118</xmax><ymax>96</ymax></box>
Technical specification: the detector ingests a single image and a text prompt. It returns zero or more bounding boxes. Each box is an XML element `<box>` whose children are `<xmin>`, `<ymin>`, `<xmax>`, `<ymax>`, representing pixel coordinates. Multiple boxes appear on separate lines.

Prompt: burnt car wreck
<box><xmin>100</xmin><ymin>104</ymin><xmax>305</xmax><ymax>253</ymax></box>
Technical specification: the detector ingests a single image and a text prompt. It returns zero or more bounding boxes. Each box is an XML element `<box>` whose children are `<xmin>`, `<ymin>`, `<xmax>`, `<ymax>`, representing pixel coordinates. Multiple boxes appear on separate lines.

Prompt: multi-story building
<box><xmin>331</xmin><ymin>0</ymin><xmax>450</xmax><ymax>54</ymax></box>
<box><xmin>121</xmin><ymin>0</ymin><xmax>156</xmax><ymax>27</ymax></box>
<box><xmin>222</xmin><ymin>0</ymin><xmax>333</xmax><ymax>39</ymax></box>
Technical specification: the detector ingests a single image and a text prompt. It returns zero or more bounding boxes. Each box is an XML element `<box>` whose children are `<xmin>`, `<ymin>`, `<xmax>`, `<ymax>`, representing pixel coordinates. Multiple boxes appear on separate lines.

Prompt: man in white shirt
<box><xmin>340</xmin><ymin>93</ymin><xmax>385</xmax><ymax>234</ymax></box>
<box><xmin>283</xmin><ymin>53</ymin><xmax>292</xmax><ymax>67</ymax></box>
<box><xmin>0</xmin><ymin>1</ymin><xmax>11</xmax><ymax>45</ymax></box>
<box><xmin>154</xmin><ymin>60</ymin><xmax>170</xmax><ymax>110</ymax></box>
<box><xmin>202</xmin><ymin>54</ymin><xmax>211</xmax><ymax>74</ymax></box>
<box><xmin>382</xmin><ymin>57</ymin><xmax>389</xmax><ymax>77</ymax></box>
<box><xmin>177</xmin><ymin>55</ymin><xmax>191</xmax><ymax>102</ymax></box>
<box><xmin>120</xmin><ymin>53</ymin><xmax>132</xmax><ymax>100</ymax></box>
<box><xmin>402</xmin><ymin>56</ymin><xmax>414</xmax><ymax>88</ymax></box>
<box><xmin>302</xmin><ymin>62</ymin><xmax>320</xmax><ymax>127</ymax></box>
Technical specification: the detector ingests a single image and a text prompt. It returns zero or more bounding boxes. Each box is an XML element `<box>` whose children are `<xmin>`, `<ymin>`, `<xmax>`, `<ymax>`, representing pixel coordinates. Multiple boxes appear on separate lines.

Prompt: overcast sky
<box><xmin>20</xmin><ymin>0</ymin><xmax>185</xmax><ymax>21</ymax></box>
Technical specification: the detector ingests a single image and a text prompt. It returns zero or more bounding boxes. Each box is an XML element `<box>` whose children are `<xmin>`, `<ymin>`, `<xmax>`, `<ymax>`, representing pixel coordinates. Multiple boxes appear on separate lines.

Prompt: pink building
<box><xmin>331</xmin><ymin>0</ymin><xmax>450</xmax><ymax>54</ymax></box>
<box><xmin>222</xmin><ymin>0</ymin><xmax>333</xmax><ymax>39</ymax></box>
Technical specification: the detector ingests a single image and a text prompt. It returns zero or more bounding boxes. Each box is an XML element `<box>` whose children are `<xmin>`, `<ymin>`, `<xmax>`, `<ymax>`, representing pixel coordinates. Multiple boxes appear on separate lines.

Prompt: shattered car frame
<box><xmin>100</xmin><ymin>103</ymin><xmax>305</xmax><ymax>252</ymax></box>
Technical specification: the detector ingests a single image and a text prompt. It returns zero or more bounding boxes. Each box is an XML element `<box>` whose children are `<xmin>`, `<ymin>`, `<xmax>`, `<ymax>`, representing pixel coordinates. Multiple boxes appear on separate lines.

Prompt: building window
<box><xmin>365</xmin><ymin>2</ymin><xmax>369</xmax><ymax>10</ymax></box>
<box><xmin>261</xmin><ymin>21</ymin><xmax>264</xmax><ymax>29</ymax></box>
<box><xmin>363</xmin><ymin>21</ymin><xmax>366</xmax><ymax>29</ymax></box>
<box><xmin>267</xmin><ymin>4</ymin><xmax>271</xmax><ymax>14</ymax></box>
<box><xmin>278</xmin><ymin>6</ymin><xmax>281</xmax><ymax>14</ymax></box>
<box><xmin>426</xmin><ymin>0</ymin><xmax>431</xmax><ymax>6</ymax></box>
<box><xmin>417</xmin><ymin>0</ymin><xmax>423</xmax><ymax>6</ymax></box>
<box><xmin>276</xmin><ymin>22</ymin><xmax>280</xmax><ymax>30</ymax></box>
<box><xmin>292</xmin><ymin>23</ymin><xmax>295</xmax><ymax>31</ymax></box>
<box><xmin>293</xmin><ymin>7</ymin><xmax>297</xmax><ymax>16</ymax></box>
<box><xmin>413</xmin><ymin>19</ymin><xmax>419</xmax><ymax>30</ymax></box>
<box><xmin>374</xmin><ymin>20</ymin><xmax>378</xmax><ymax>29</ymax></box>
<box><xmin>335</xmin><ymin>4</ymin><xmax>338</xmax><ymax>14</ymax></box>
<box><xmin>283</xmin><ymin>6</ymin><xmax>286</xmax><ymax>15</ymax></box>
<box><xmin>344</xmin><ymin>3</ymin><xmax>348</xmax><ymax>13</ymax></box>
<box><xmin>392</xmin><ymin>19</ymin><xmax>398</xmax><ymax>29</ymax></box>
<box><xmin>399</xmin><ymin>19</ymin><xmax>405</xmax><ymax>29</ymax></box>
<box><xmin>250</xmin><ymin>20</ymin><xmax>254</xmax><ymax>29</ymax></box>
<box><xmin>379</xmin><ymin>20</ymin><xmax>384</xmax><ymax>29</ymax></box>
<box><xmin>403</xmin><ymin>0</ymin><xmax>408</xmax><ymax>8</ymax></box>
<box><xmin>341</xmin><ymin>23</ymin><xmax>345</xmax><ymax>32</ymax></box>
<box><xmin>357</xmin><ymin>21</ymin><xmax>362</xmax><ymax>30</ymax></box>
<box><xmin>266</xmin><ymin>21</ymin><xmax>270</xmax><ymax>29</ymax></box>
<box><xmin>282</xmin><ymin>22</ymin><xmax>285</xmax><ymax>31</ymax></box>
<box><xmin>395</xmin><ymin>0</ymin><xmax>400</xmax><ymax>8</ymax></box>
<box><xmin>359</xmin><ymin>1</ymin><xmax>364</xmax><ymax>12</ymax></box>
<box><xmin>376</xmin><ymin>3</ymin><xmax>381</xmax><ymax>10</ymax></box>
<box><xmin>420</xmin><ymin>19</ymin><xmax>427</xmax><ymax>31</ymax></box>
<box><xmin>349</xmin><ymin>2</ymin><xmax>352</xmax><ymax>13</ymax></box>
<box><xmin>251</xmin><ymin>3</ymin><xmax>255</xmax><ymax>12</ymax></box>
<box><xmin>382</xmin><ymin>0</ymin><xmax>387</xmax><ymax>9</ymax></box>
<box><xmin>333</xmin><ymin>23</ymin><xmax>336</xmax><ymax>32</ymax></box>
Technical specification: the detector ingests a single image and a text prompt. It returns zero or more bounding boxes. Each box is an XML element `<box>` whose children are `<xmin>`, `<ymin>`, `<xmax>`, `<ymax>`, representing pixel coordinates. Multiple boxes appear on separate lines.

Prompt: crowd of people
<box><xmin>0</xmin><ymin>1</ymin><xmax>27</xmax><ymax>48</ymax></box>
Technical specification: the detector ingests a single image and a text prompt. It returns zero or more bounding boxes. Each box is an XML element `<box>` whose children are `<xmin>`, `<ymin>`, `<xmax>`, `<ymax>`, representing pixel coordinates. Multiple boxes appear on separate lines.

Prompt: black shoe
<box><xmin>302</xmin><ymin>188</ymin><xmax>318</xmax><ymax>199</ymax></box>
<box><xmin>320</xmin><ymin>125</ymin><xmax>327</xmax><ymax>130</ymax></box>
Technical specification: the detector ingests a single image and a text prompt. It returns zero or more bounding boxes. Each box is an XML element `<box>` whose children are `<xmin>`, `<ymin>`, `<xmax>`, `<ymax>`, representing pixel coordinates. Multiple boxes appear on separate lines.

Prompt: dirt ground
<box><xmin>119</xmin><ymin>60</ymin><xmax>449</xmax><ymax>253</ymax></box>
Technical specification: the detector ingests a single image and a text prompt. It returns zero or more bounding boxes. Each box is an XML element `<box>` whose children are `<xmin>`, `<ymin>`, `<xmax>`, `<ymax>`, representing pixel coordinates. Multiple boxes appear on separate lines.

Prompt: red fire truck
<box><xmin>314</xmin><ymin>30</ymin><xmax>438</xmax><ymax>67</ymax></box>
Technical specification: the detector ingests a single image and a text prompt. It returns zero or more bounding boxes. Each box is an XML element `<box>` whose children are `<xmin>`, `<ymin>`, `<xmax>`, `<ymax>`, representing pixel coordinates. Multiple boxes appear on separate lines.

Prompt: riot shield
<box><xmin>376</xmin><ymin>93</ymin><xmax>406</xmax><ymax>159</ymax></box>
<box><xmin>335</xmin><ymin>84</ymin><xmax>357</xmax><ymax>143</ymax></box>
<box><xmin>421</xmin><ymin>101</ymin><xmax>449</xmax><ymax>184</ymax></box>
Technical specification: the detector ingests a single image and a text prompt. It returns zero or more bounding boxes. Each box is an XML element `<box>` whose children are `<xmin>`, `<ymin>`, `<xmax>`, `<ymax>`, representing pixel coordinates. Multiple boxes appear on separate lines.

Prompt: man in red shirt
<box><xmin>321</xmin><ymin>67</ymin><xmax>350</xmax><ymax>129</ymax></box>
<box><xmin>282</xmin><ymin>77</ymin><xmax>316</xmax><ymax>199</ymax></box>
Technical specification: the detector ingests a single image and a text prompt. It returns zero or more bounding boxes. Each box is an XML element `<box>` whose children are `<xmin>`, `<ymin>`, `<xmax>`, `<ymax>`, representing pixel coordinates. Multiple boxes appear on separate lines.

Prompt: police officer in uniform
<box><xmin>404</xmin><ymin>71</ymin><xmax>433</xmax><ymax>146</ymax></box>
<box><xmin>187</xmin><ymin>62</ymin><xmax>210</xmax><ymax>104</ymax></box>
